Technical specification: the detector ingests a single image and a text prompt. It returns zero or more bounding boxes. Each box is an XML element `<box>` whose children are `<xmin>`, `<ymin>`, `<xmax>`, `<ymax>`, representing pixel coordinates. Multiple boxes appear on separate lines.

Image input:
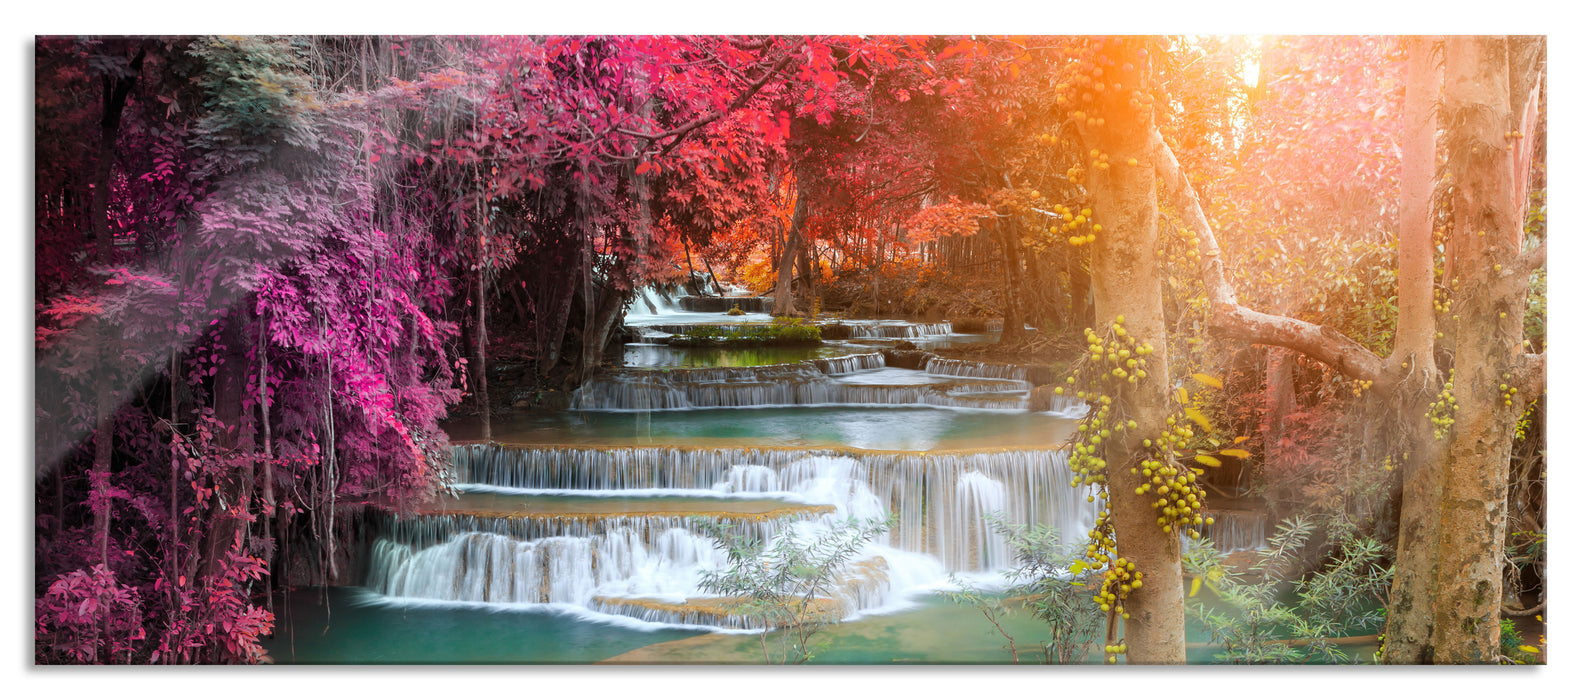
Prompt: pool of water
<box><xmin>448</xmin><ymin>406</ymin><xmax>1075</xmax><ymax>451</ymax></box>
<box><xmin>265</xmin><ymin>587</ymin><xmax>705</xmax><ymax>664</ymax></box>
<box><xmin>621</xmin><ymin>342</ymin><xmax>872</xmax><ymax>368</ymax></box>
<box><xmin>270</xmin><ymin>587</ymin><xmax>1368</xmax><ymax>664</ymax></box>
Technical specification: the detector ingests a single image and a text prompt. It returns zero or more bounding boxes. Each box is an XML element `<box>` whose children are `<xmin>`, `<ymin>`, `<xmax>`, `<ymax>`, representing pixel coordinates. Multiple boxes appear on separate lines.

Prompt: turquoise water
<box><xmin>265</xmin><ymin>587</ymin><xmax>702</xmax><ymax>664</ymax></box>
<box><xmin>449</xmin><ymin>406</ymin><xmax>1074</xmax><ymax>451</ymax></box>
<box><xmin>269</xmin><ymin>587</ymin><xmax>1367</xmax><ymax>664</ymax></box>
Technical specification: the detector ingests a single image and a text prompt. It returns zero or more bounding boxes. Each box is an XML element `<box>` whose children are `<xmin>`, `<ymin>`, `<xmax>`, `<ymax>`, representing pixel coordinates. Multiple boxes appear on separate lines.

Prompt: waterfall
<box><xmin>1193</xmin><ymin>510</ymin><xmax>1270</xmax><ymax>552</ymax></box>
<box><xmin>571</xmin><ymin>353</ymin><xmax>1036</xmax><ymax>411</ymax></box>
<box><xmin>449</xmin><ymin>444</ymin><xmax>1096</xmax><ymax>570</ymax></box>
<box><xmin>847</xmin><ymin>322</ymin><xmax>954</xmax><ymax>339</ymax></box>
<box><xmin>925</xmin><ymin>357</ymin><xmax>1029</xmax><ymax>382</ymax></box>
<box><xmin>810</xmin><ymin>352</ymin><xmax>885</xmax><ymax>375</ymax></box>
<box><xmin>954</xmin><ymin>471</ymin><xmax>1011</xmax><ymax>571</ymax></box>
<box><xmin>361</xmin><ymin>439</ymin><xmax>1096</xmax><ymax>630</ymax></box>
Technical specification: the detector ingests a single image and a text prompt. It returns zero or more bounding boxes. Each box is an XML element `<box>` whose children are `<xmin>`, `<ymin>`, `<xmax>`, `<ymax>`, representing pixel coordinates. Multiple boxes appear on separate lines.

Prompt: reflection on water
<box><xmin>269</xmin><ymin>587</ymin><xmax>1333</xmax><ymax>664</ymax></box>
<box><xmin>265</xmin><ymin>586</ymin><xmax>703</xmax><ymax>664</ymax></box>
<box><xmin>622</xmin><ymin>342</ymin><xmax>869</xmax><ymax>368</ymax></box>
<box><xmin>449</xmin><ymin>406</ymin><xmax>1075</xmax><ymax>451</ymax></box>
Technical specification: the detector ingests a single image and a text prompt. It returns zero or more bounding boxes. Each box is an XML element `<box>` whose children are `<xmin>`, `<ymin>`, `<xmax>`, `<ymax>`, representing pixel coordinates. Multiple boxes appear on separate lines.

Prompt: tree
<box><xmin>1148</xmin><ymin>35</ymin><xmax>1545</xmax><ymax>664</ymax></box>
<box><xmin>1073</xmin><ymin>36</ymin><xmax>1187</xmax><ymax>663</ymax></box>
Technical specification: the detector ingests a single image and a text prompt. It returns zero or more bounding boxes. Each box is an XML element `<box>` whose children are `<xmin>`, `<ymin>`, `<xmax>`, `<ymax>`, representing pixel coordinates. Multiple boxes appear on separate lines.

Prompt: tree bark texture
<box><xmin>1427</xmin><ymin>35</ymin><xmax>1537</xmax><ymax>664</ymax></box>
<box><xmin>1380</xmin><ymin>36</ymin><xmax>1448</xmax><ymax>664</ymax></box>
<box><xmin>1084</xmin><ymin>38</ymin><xmax>1184</xmax><ymax>664</ymax></box>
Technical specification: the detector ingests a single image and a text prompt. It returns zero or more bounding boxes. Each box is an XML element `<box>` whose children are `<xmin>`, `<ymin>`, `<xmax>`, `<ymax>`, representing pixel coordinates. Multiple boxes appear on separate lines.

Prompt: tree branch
<box><xmin>1512</xmin><ymin>239</ymin><xmax>1546</xmax><ymax>278</ymax></box>
<box><xmin>1515</xmin><ymin>351</ymin><xmax>1546</xmax><ymax>398</ymax></box>
<box><xmin>625</xmin><ymin>39</ymin><xmax>805</xmax><ymax>161</ymax></box>
<box><xmin>1149</xmin><ymin>129</ymin><xmax>1387</xmax><ymax>383</ymax></box>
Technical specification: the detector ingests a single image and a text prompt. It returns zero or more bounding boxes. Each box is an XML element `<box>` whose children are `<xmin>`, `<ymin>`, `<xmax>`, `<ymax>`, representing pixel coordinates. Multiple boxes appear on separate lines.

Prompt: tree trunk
<box><xmin>1426</xmin><ymin>35</ymin><xmax>1537</xmax><ymax>664</ymax></box>
<box><xmin>87</xmin><ymin>51</ymin><xmax>145</xmax><ymax>658</ymax></box>
<box><xmin>772</xmin><ymin>178</ymin><xmax>808</xmax><ymax>317</ymax></box>
<box><xmin>578</xmin><ymin>283</ymin><xmax>629</xmax><ymax>382</ymax></box>
<box><xmin>475</xmin><ymin>261</ymin><xmax>491</xmax><ymax>441</ymax></box>
<box><xmin>1381</xmin><ymin>36</ymin><xmax>1449</xmax><ymax>664</ymax></box>
<box><xmin>997</xmin><ymin>216</ymin><xmax>1026</xmax><ymax>345</ymax></box>
<box><xmin>797</xmin><ymin>240</ymin><xmax>817</xmax><ymax>314</ymax></box>
<box><xmin>1085</xmin><ymin>39</ymin><xmax>1184</xmax><ymax>663</ymax></box>
<box><xmin>700</xmin><ymin>246</ymin><xmax>723</xmax><ymax>297</ymax></box>
<box><xmin>538</xmin><ymin>238</ymin><xmax>582</xmax><ymax>377</ymax></box>
<box><xmin>1067</xmin><ymin>250</ymin><xmax>1093</xmax><ymax>332</ymax></box>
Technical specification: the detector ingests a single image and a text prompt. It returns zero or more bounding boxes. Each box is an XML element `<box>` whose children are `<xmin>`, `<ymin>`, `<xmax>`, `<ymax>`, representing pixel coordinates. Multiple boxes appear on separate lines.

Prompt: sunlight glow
<box><xmin>1241</xmin><ymin>36</ymin><xmax>1264</xmax><ymax>89</ymax></box>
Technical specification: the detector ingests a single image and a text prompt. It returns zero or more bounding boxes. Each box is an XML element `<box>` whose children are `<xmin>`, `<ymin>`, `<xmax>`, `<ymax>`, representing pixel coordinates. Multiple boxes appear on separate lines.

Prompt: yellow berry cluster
<box><xmin>1058</xmin><ymin>318</ymin><xmax>1154</xmax><ymax>486</ymax></box>
<box><xmin>1090</xmin><ymin>148</ymin><xmax>1111</xmax><ymax>172</ymax></box>
<box><xmin>1095</xmin><ymin>554</ymin><xmax>1142</xmax><ymax>614</ymax></box>
<box><xmin>1350</xmin><ymin>378</ymin><xmax>1374</xmax><ymax>398</ymax></box>
<box><xmin>1133</xmin><ymin>455</ymin><xmax>1212</xmax><ymax>536</ymax></box>
<box><xmin>1050</xmin><ymin>204</ymin><xmax>1101</xmax><ymax>247</ymax></box>
<box><xmin>1103</xmin><ymin>643</ymin><xmax>1129</xmax><ymax>664</ymax></box>
<box><xmin>1500</xmin><ymin>374</ymin><xmax>1519</xmax><ymax>407</ymax></box>
<box><xmin>1427</xmin><ymin>369</ymin><xmax>1457</xmax><ymax>440</ymax></box>
<box><xmin>1079</xmin><ymin>509</ymin><xmax>1134</xmax><ymax>664</ymax></box>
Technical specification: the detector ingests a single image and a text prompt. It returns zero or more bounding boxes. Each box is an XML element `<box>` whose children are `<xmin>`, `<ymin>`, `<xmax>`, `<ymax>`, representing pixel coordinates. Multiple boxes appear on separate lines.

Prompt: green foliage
<box><xmin>1183</xmin><ymin>516</ymin><xmax>1392</xmax><ymax>664</ymax></box>
<box><xmin>1525</xmin><ymin>266</ymin><xmax>1546</xmax><ymax>352</ymax></box>
<box><xmin>187</xmin><ymin>36</ymin><xmax>321</xmax><ymax>175</ymax></box>
<box><xmin>672</xmin><ymin>318</ymin><xmax>822</xmax><ymax>347</ymax></box>
<box><xmin>945</xmin><ymin>515</ymin><xmax>1103</xmax><ymax>664</ymax></box>
<box><xmin>695</xmin><ymin>516</ymin><xmax>891</xmax><ymax>664</ymax></box>
<box><xmin>1499</xmin><ymin>619</ymin><xmax>1541</xmax><ymax>664</ymax></box>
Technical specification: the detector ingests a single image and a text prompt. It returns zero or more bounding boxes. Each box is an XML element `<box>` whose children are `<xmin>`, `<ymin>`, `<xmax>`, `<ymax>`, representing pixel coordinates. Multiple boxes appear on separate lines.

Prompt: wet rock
<box><xmin>881</xmin><ymin>349</ymin><xmax>936</xmax><ymax>370</ymax></box>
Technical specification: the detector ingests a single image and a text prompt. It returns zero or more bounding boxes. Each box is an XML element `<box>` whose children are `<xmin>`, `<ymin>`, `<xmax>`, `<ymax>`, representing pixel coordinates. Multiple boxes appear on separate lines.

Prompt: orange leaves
<box><xmin>936</xmin><ymin>39</ymin><xmax>978</xmax><ymax>61</ymax></box>
<box><xmin>904</xmin><ymin>196</ymin><xmax>993</xmax><ymax>243</ymax></box>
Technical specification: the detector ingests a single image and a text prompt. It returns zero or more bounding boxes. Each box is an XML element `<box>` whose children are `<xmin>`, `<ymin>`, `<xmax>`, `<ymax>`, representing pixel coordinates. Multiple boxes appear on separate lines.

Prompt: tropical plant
<box><xmin>946</xmin><ymin>514</ymin><xmax>1104</xmax><ymax>664</ymax></box>
<box><xmin>1183</xmin><ymin>516</ymin><xmax>1392</xmax><ymax>664</ymax></box>
<box><xmin>696</xmin><ymin>516</ymin><xmax>890</xmax><ymax>664</ymax></box>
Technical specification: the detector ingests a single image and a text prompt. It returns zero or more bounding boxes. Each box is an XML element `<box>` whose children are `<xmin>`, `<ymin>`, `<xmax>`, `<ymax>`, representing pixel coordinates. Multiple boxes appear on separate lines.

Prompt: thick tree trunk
<box><xmin>87</xmin><ymin>53</ymin><xmax>146</xmax><ymax>658</ymax></box>
<box><xmin>1085</xmin><ymin>40</ymin><xmax>1184</xmax><ymax>663</ymax></box>
<box><xmin>1381</xmin><ymin>36</ymin><xmax>1448</xmax><ymax>664</ymax></box>
<box><xmin>538</xmin><ymin>239</ymin><xmax>582</xmax><ymax>377</ymax></box>
<box><xmin>1426</xmin><ymin>35</ymin><xmax>1536</xmax><ymax>664</ymax></box>
<box><xmin>578</xmin><ymin>283</ymin><xmax>629</xmax><ymax>382</ymax></box>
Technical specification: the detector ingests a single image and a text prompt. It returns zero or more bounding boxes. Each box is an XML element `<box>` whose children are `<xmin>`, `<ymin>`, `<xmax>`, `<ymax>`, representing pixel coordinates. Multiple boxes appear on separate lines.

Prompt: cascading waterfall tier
<box><xmin>925</xmin><ymin>357</ymin><xmax>1028</xmax><ymax>381</ymax></box>
<box><xmin>845</xmin><ymin>322</ymin><xmax>954</xmax><ymax>339</ymax></box>
<box><xmin>448</xmin><ymin>443</ymin><xmax>1096</xmax><ymax>571</ymax></box>
<box><xmin>677</xmin><ymin>296</ymin><xmax>773</xmax><ymax>313</ymax></box>
<box><xmin>364</xmin><ymin>506</ymin><xmax>823</xmax><ymax>609</ymax></box>
<box><xmin>571</xmin><ymin>352</ymin><xmax>1035</xmax><ymax>411</ymax></box>
<box><xmin>1192</xmin><ymin>510</ymin><xmax>1270</xmax><ymax>552</ymax></box>
<box><xmin>361</xmin><ymin>443</ymin><xmax>1097</xmax><ymax>629</ymax></box>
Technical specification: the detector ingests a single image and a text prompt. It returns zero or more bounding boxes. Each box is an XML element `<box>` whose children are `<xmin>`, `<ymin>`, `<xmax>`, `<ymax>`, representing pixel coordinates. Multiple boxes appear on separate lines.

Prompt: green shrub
<box><xmin>670</xmin><ymin>319</ymin><xmax>822</xmax><ymax>347</ymax></box>
<box><xmin>695</xmin><ymin>516</ymin><xmax>891</xmax><ymax>664</ymax></box>
<box><xmin>946</xmin><ymin>514</ymin><xmax>1104</xmax><ymax>664</ymax></box>
<box><xmin>1183</xmin><ymin>516</ymin><xmax>1393</xmax><ymax>664</ymax></box>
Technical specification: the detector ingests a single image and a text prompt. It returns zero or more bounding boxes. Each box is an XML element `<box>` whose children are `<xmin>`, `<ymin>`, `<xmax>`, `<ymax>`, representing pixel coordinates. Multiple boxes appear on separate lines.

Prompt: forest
<box><xmin>32</xmin><ymin>34</ymin><xmax>1544</xmax><ymax>667</ymax></box>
